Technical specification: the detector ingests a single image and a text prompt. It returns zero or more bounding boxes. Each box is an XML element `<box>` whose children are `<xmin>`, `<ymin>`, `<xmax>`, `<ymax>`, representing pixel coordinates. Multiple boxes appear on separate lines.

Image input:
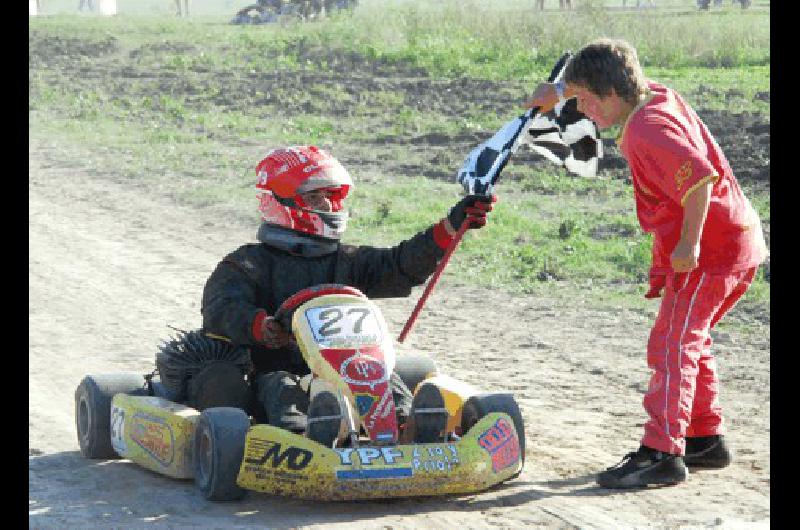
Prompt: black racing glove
<box><xmin>447</xmin><ymin>194</ymin><xmax>498</xmax><ymax>231</ymax></box>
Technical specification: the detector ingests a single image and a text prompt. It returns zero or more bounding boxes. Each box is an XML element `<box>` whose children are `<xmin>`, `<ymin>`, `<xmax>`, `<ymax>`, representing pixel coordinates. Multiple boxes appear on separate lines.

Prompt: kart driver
<box><xmin>199</xmin><ymin>145</ymin><xmax>496</xmax><ymax>445</ymax></box>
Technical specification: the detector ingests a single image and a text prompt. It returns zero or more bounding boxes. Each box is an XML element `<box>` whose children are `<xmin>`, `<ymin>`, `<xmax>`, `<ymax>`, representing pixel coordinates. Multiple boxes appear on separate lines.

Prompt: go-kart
<box><xmin>75</xmin><ymin>284</ymin><xmax>525</xmax><ymax>501</ymax></box>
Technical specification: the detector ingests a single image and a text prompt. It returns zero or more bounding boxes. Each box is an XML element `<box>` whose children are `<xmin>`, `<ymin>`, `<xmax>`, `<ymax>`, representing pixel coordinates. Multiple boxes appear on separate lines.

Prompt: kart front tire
<box><xmin>194</xmin><ymin>407</ymin><xmax>250</xmax><ymax>501</ymax></box>
<box><xmin>393</xmin><ymin>354</ymin><xmax>437</xmax><ymax>395</ymax></box>
<box><xmin>75</xmin><ymin>374</ymin><xmax>147</xmax><ymax>459</ymax></box>
<box><xmin>460</xmin><ymin>393</ymin><xmax>526</xmax><ymax>476</ymax></box>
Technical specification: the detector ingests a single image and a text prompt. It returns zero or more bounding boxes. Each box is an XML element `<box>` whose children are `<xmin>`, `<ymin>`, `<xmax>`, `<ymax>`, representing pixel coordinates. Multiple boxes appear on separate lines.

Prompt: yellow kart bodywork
<box><xmin>236</xmin><ymin>411</ymin><xmax>521</xmax><ymax>500</ymax></box>
<box><xmin>110</xmin><ymin>394</ymin><xmax>200</xmax><ymax>480</ymax></box>
<box><xmin>109</xmin><ymin>394</ymin><xmax>522</xmax><ymax>500</ymax></box>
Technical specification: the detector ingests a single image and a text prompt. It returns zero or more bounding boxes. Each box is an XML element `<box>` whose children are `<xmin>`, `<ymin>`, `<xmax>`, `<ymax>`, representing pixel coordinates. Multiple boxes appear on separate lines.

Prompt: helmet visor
<box><xmin>294</xmin><ymin>186</ymin><xmax>349</xmax><ymax>212</ymax></box>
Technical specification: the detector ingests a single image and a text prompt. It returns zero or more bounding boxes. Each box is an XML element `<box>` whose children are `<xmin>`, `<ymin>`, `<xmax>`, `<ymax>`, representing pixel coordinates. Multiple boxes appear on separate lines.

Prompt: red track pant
<box><xmin>641</xmin><ymin>266</ymin><xmax>757</xmax><ymax>455</ymax></box>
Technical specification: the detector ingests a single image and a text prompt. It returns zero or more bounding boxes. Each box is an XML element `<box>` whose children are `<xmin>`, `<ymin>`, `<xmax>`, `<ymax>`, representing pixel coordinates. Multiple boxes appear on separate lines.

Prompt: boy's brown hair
<box><xmin>563</xmin><ymin>38</ymin><xmax>648</xmax><ymax>105</ymax></box>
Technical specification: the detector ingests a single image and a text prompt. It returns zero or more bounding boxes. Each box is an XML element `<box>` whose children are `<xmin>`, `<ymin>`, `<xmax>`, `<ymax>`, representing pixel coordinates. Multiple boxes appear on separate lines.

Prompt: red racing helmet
<box><xmin>255</xmin><ymin>146</ymin><xmax>353</xmax><ymax>241</ymax></box>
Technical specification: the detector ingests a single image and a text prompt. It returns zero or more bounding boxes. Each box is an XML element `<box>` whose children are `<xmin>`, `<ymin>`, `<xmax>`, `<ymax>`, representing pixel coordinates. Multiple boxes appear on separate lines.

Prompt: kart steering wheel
<box><xmin>273</xmin><ymin>284</ymin><xmax>367</xmax><ymax>329</ymax></box>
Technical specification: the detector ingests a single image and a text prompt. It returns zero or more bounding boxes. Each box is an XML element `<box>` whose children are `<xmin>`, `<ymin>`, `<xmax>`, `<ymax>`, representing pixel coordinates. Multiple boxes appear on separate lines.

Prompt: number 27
<box><xmin>318</xmin><ymin>308</ymin><xmax>370</xmax><ymax>336</ymax></box>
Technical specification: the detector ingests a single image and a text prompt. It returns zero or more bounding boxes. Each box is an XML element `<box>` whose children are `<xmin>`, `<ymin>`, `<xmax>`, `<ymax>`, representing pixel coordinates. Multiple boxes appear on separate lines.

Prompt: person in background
<box><xmin>175</xmin><ymin>0</ymin><xmax>190</xmax><ymax>16</ymax></box>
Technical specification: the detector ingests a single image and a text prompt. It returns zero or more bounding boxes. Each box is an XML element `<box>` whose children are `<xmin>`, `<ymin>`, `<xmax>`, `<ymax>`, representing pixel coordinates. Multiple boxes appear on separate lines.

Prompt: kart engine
<box><xmin>155</xmin><ymin>329</ymin><xmax>252</xmax><ymax>410</ymax></box>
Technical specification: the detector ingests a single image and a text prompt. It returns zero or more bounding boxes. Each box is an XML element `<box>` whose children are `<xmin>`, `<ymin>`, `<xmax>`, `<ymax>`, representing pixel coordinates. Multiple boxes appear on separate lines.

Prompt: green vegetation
<box><xmin>29</xmin><ymin>0</ymin><xmax>770</xmax><ymax>324</ymax></box>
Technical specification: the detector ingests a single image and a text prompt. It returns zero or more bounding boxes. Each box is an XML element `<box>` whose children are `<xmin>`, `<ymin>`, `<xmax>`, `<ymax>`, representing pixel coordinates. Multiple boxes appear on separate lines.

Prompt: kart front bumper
<box><xmin>236</xmin><ymin>412</ymin><xmax>523</xmax><ymax>500</ymax></box>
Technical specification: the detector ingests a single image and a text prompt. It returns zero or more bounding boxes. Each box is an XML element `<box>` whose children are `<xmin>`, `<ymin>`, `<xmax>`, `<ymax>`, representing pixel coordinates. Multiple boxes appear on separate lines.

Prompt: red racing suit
<box><xmin>618</xmin><ymin>81</ymin><xmax>768</xmax><ymax>455</ymax></box>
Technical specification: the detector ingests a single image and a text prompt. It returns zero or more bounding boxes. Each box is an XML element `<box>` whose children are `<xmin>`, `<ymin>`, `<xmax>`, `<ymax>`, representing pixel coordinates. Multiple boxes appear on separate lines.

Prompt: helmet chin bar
<box><xmin>256</xmin><ymin>223</ymin><xmax>340</xmax><ymax>258</ymax></box>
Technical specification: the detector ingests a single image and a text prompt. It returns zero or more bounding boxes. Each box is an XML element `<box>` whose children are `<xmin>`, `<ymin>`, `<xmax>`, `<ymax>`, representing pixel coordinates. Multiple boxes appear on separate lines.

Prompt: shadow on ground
<box><xmin>29</xmin><ymin>450</ymin><xmax>624</xmax><ymax>528</ymax></box>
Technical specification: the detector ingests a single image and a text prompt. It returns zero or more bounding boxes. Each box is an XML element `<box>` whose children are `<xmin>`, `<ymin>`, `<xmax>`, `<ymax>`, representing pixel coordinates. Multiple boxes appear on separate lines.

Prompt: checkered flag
<box><xmin>457</xmin><ymin>53</ymin><xmax>602</xmax><ymax>195</ymax></box>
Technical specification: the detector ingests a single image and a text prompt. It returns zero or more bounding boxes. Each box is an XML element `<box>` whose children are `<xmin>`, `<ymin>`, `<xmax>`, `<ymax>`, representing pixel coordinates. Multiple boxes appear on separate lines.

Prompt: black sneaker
<box><xmin>597</xmin><ymin>445</ymin><xmax>688</xmax><ymax>488</ymax></box>
<box><xmin>306</xmin><ymin>391</ymin><xmax>342</xmax><ymax>447</ymax></box>
<box><xmin>684</xmin><ymin>435</ymin><xmax>732</xmax><ymax>469</ymax></box>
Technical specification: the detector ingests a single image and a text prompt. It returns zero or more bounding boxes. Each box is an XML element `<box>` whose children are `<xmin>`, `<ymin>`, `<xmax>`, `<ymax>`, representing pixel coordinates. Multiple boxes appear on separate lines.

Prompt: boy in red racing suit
<box><xmin>200</xmin><ymin>145</ymin><xmax>496</xmax><ymax>444</ymax></box>
<box><xmin>525</xmin><ymin>39</ymin><xmax>767</xmax><ymax>488</ymax></box>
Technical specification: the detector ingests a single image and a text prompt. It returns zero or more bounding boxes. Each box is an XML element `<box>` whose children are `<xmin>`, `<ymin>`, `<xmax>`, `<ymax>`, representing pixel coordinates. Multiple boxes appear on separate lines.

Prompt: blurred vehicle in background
<box><xmin>231</xmin><ymin>0</ymin><xmax>357</xmax><ymax>24</ymax></box>
<box><xmin>698</xmin><ymin>0</ymin><xmax>751</xmax><ymax>9</ymax></box>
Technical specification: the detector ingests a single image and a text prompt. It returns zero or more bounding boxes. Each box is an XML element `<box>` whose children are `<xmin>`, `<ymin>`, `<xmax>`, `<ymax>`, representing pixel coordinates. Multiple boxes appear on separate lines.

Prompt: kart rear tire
<box><xmin>393</xmin><ymin>355</ymin><xmax>437</xmax><ymax>394</ymax></box>
<box><xmin>194</xmin><ymin>407</ymin><xmax>250</xmax><ymax>501</ymax></box>
<box><xmin>75</xmin><ymin>374</ymin><xmax>147</xmax><ymax>459</ymax></box>
<box><xmin>460</xmin><ymin>393</ymin><xmax>526</xmax><ymax>477</ymax></box>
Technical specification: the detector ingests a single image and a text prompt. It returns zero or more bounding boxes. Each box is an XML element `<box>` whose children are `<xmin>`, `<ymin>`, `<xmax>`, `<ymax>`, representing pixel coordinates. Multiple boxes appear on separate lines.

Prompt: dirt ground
<box><xmin>29</xmin><ymin>127</ymin><xmax>769</xmax><ymax>528</ymax></box>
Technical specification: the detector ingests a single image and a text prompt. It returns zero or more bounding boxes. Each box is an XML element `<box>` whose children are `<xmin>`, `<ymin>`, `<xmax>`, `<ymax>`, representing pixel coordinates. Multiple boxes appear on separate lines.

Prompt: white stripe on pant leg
<box><xmin>665</xmin><ymin>272</ymin><xmax>706</xmax><ymax>446</ymax></box>
<box><xmin>663</xmin><ymin>288</ymin><xmax>681</xmax><ymax>441</ymax></box>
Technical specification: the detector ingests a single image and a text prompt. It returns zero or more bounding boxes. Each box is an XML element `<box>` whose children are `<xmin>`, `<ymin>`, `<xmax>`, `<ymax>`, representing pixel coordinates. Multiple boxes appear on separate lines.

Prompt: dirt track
<box><xmin>29</xmin><ymin>135</ymin><xmax>769</xmax><ymax>528</ymax></box>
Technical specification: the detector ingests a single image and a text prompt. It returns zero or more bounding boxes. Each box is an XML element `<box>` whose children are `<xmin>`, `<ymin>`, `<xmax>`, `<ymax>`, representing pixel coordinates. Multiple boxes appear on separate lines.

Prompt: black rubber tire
<box><xmin>74</xmin><ymin>374</ymin><xmax>147</xmax><ymax>459</ymax></box>
<box><xmin>460</xmin><ymin>393</ymin><xmax>526</xmax><ymax>476</ymax></box>
<box><xmin>393</xmin><ymin>355</ymin><xmax>437</xmax><ymax>394</ymax></box>
<box><xmin>194</xmin><ymin>407</ymin><xmax>250</xmax><ymax>501</ymax></box>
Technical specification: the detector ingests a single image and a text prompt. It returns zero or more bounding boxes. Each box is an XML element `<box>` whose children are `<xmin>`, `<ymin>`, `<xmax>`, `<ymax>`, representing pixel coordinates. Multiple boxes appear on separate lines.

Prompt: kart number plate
<box><xmin>110</xmin><ymin>404</ymin><xmax>127</xmax><ymax>455</ymax></box>
<box><xmin>305</xmin><ymin>305</ymin><xmax>382</xmax><ymax>346</ymax></box>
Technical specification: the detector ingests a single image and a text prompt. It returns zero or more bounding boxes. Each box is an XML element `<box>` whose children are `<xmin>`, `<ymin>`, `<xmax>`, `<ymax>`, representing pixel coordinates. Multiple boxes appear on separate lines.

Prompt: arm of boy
<box><xmin>671</xmin><ymin>179</ymin><xmax>713</xmax><ymax>273</ymax></box>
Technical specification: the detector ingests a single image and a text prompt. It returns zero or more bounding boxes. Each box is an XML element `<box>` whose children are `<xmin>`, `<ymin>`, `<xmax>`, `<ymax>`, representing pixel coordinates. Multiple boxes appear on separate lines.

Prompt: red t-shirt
<box><xmin>618</xmin><ymin>81</ymin><xmax>767</xmax><ymax>275</ymax></box>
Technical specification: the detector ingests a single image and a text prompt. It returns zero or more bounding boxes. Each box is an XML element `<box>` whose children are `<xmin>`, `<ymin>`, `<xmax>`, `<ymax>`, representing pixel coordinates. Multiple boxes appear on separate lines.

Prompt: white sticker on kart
<box><xmin>304</xmin><ymin>305</ymin><xmax>382</xmax><ymax>347</ymax></box>
<box><xmin>110</xmin><ymin>404</ymin><xmax>127</xmax><ymax>455</ymax></box>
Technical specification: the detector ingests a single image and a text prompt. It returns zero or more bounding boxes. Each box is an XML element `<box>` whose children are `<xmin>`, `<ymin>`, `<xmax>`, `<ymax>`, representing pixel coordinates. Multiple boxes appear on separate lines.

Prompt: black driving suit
<box><xmin>200</xmin><ymin>225</ymin><xmax>446</xmax><ymax>429</ymax></box>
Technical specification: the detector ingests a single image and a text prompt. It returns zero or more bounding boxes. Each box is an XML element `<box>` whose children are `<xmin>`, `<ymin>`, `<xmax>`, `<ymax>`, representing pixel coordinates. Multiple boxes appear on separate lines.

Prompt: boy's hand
<box><xmin>523</xmin><ymin>82</ymin><xmax>560</xmax><ymax>113</ymax></box>
<box><xmin>671</xmin><ymin>240</ymin><xmax>699</xmax><ymax>273</ymax></box>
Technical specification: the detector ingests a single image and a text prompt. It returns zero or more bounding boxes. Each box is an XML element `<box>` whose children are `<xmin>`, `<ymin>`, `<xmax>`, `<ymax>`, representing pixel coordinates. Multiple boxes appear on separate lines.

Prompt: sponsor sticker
<box><xmin>339</xmin><ymin>353</ymin><xmax>388</xmax><ymax>390</ymax></box>
<box><xmin>245</xmin><ymin>439</ymin><xmax>314</xmax><ymax>471</ymax></box>
<box><xmin>477</xmin><ymin>418</ymin><xmax>520</xmax><ymax>473</ymax></box>
<box><xmin>129</xmin><ymin>413</ymin><xmax>175</xmax><ymax>467</ymax></box>
<box><xmin>354</xmin><ymin>393</ymin><xmax>376</xmax><ymax>417</ymax></box>
<box><xmin>411</xmin><ymin>444</ymin><xmax>460</xmax><ymax>473</ymax></box>
<box><xmin>335</xmin><ymin>446</ymin><xmax>404</xmax><ymax>466</ymax></box>
<box><xmin>110</xmin><ymin>405</ymin><xmax>126</xmax><ymax>455</ymax></box>
<box><xmin>376</xmin><ymin>431</ymin><xmax>395</xmax><ymax>442</ymax></box>
<box><xmin>334</xmin><ymin>446</ymin><xmax>413</xmax><ymax>481</ymax></box>
<box><xmin>336</xmin><ymin>468</ymin><xmax>413</xmax><ymax>480</ymax></box>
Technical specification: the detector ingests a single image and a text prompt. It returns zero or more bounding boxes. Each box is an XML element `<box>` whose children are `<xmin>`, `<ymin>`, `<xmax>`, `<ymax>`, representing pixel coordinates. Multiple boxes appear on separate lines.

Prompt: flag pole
<box><xmin>397</xmin><ymin>221</ymin><xmax>470</xmax><ymax>343</ymax></box>
<box><xmin>397</xmin><ymin>51</ymin><xmax>574</xmax><ymax>344</ymax></box>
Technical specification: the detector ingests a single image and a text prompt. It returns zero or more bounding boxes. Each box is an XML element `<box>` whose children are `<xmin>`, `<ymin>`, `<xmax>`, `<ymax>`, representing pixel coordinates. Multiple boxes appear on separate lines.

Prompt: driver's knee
<box><xmin>187</xmin><ymin>361</ymin><xmax>250</xmax><ymax>411</ymax></box>
<box><xmin>255</xmin><ymin>371</ymin><xmax>309</xmax><ymax>432</ymax></box>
